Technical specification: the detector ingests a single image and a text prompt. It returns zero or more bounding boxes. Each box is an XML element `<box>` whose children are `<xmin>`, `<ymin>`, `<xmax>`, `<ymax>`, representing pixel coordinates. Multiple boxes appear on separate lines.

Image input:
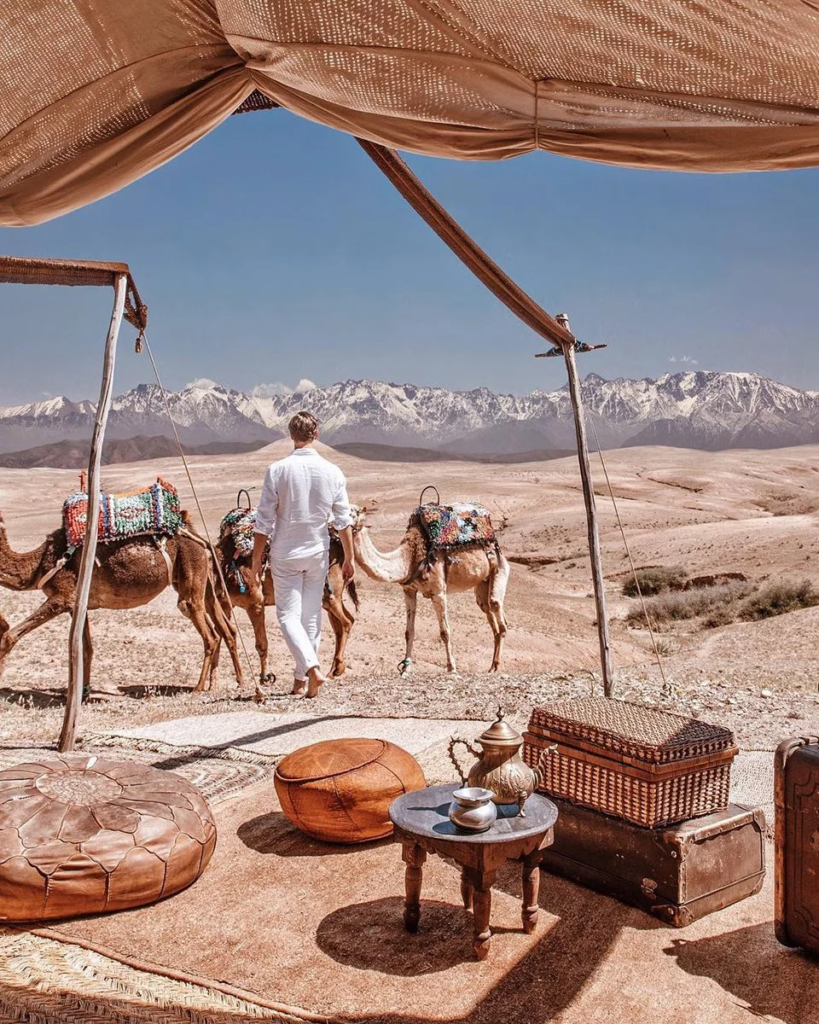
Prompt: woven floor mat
<box><xmin>0</xmin><ymin>929</ymin><xmax>334</xmax><ymax>1023</ymax></box>
<box><xmin>0</xmin><ymin>742</ymin><xmax>276</xmax><ymax>806</ymax></box>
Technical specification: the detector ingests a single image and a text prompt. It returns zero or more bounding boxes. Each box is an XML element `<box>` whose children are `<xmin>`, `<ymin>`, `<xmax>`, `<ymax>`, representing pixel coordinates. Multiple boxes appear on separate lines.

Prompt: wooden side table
<box><xmin>389</xmin><ymin>784</ymin><xmax>558</xmax><ymax>959</ymax></box>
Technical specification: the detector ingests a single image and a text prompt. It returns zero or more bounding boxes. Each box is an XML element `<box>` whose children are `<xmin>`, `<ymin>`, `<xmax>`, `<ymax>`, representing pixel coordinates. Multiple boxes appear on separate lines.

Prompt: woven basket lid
<box><xmin>528</xmin><ymin>698</ymin><xmax>735</xmax><ymax>764</ymax></box>
<box><xmin>275</xmin><ymin>738</ymin><xmax>389</xmax><ymax>783</ymax></box>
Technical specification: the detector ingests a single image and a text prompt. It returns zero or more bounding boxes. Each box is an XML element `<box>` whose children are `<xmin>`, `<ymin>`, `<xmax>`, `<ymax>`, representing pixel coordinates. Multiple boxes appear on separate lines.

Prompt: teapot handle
<box><xmin>447</xmin><ymin>737</ymin><xmax>480</xmax><ymax>785</ymax></box>
<box><xmin>534</xmin><ymin>744</ymin><xmax>558</xmax><ymax>786</ymax></box>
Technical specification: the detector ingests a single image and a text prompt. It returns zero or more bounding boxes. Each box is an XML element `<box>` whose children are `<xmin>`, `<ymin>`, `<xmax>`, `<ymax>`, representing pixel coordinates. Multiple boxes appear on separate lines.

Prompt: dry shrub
<box><xmin>622</xmin><ymin>565</ymin><xmax>688</xmax><ymax>598</ymax></box>
<box><xmin>738</xmin><ymin>579</ymin><xmax>819</xmax><ymax>620</ymax></box>
<box><xmin>625</xmin><ymin>581</ymin><xmax>754</xmax><ymax>628</ymax></box>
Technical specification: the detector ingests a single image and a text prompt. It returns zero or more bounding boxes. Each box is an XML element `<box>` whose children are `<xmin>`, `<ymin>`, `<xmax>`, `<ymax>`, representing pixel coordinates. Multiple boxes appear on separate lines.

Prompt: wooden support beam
<box><xmin>58</xmin><ymin>273</ymin><xmax>127</xmax><ymax>752</ymax></box>
<box><xmin>552</xmin><ymin>313</ymin><xmax>614</xmax><ymax>697</ymax></box>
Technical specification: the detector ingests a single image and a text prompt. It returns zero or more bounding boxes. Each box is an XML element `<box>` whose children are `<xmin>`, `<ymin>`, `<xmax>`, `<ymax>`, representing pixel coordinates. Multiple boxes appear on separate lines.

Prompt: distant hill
<box><xmin>0</xmin><ymin>435</ymin><xmax>270</xmax><ymax>469</ymax></box>
<box><xmin>331</xmin><ymin>442</ymin><xmax>572</xmax><ymax>464</ymax></box>
<box><xmin>2</xmin><ymin>371</ymin><xmax>817</xmax><ymax>454</ymax></box>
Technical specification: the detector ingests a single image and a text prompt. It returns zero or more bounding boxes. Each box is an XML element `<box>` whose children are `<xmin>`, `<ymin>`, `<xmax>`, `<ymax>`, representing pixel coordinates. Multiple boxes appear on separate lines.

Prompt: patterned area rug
<box><xmin>0</xmin><ymin>742</ymin><xmax>276</xmax><ymax>807</ymax></box>
<box><xmin>0</xmin><ymin>930</ymin><xmax>332</xmax><ymax>1023</ymax></box>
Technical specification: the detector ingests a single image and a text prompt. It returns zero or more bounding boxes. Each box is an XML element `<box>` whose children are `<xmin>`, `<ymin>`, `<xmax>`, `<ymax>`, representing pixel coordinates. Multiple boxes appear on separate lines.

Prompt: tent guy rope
<box><xmin>137</xmin><ymin>333</ymin><xmax>263</xmax><ymax>701</ymax></box>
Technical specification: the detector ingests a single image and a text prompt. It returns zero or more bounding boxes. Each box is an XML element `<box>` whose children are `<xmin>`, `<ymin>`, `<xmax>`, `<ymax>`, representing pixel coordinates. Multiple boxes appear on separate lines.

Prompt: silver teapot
<box><xmin>448</xmin><ymin>708</ymin><xmax>555</xmax><ymax>816</ymax></box>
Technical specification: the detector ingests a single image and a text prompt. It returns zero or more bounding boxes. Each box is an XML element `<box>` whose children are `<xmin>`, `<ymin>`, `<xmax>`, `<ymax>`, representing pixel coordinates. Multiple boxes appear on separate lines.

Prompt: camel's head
<box><xmin>348</xmin><ymin>503</ymin><xmax>379</xmax><ymax>534</ymax></box>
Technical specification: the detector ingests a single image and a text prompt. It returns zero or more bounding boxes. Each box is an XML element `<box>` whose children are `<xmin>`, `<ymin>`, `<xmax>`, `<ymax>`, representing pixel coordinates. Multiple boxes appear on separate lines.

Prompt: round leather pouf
<box><xmin>0</xmin><ymin>754</ymin><xmax>216</xmax><ymax>922</ymax></box>
<box><xmin>274</xmin><ymin>738</ymin><xmax>426</xmax><ymax>844</ymax></box>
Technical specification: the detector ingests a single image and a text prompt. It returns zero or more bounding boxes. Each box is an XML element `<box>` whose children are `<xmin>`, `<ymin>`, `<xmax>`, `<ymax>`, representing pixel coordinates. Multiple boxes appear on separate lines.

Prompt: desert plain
<box><xmin>0</xmin><ymin>438</ymin><xmax>818</xmax><ymax>751</ymax></box>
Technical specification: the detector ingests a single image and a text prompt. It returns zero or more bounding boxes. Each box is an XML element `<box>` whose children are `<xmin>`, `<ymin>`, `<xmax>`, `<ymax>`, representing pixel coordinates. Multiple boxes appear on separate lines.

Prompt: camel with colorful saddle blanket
<box><xmin>215</xmin><ymin>496</ymin><xmax>359</xmax><ymax>683</ymax></box>
<box><xmin>351</xmin><ymin>488</ymin><xmax>509</xmax><ymax>675</ymax></box>
<box><xmin>0</xmin><ymin>478</ymin><xmax>246</xmax><ymax>696</ymax></box>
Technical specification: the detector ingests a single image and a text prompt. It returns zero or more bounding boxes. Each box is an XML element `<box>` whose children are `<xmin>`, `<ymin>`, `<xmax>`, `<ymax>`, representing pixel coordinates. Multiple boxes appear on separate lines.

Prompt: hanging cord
<box><xmin>138</xmin><ymin>334</ymin><xmax>262</xmax><ymax>701</ymax></box>
<box><xmin>583</xmin><ymin>413</ymin><xmax>674</xmax><ymax>699</ymax></box>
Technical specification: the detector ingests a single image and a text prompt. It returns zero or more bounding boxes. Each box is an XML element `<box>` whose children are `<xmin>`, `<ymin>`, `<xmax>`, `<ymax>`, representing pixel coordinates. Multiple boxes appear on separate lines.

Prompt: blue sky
<box><xmin>1</xmin><ymin>108</ymin><xmax>819</xmax><ymax>406</ymax></box>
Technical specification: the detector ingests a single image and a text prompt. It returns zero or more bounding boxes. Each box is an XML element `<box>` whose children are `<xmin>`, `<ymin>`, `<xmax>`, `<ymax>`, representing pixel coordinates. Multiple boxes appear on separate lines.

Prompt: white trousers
<box><xmin>271</xmin><ymin>550</ymin><xmax>329</xmax><ymax>680</ymax></box>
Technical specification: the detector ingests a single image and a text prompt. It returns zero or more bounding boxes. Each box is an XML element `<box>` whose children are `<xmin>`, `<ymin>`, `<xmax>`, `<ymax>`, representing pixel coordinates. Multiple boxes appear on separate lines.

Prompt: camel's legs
<box><xmin>325</xmin><ymin>600</ymin><xmax>347</xmax><ymax>677</ymax></box>
<box><xmin>430</xmin><ymin>592</ymin><xmax>457</xmax><ymax>673</ymax></box>
<box><xmin>0</xmin><ymin>597</ymin><xmax>69</xmax><ymax>665</ymax></box>
<box><xmin>475</xmin><ymin>580</ymin><xmax>501</xmax><ymax>670</ymax></box>
<box><xmin>400</xmin><ymin>588</ymin><xmax>418</xmax><ymax>675</ymax></box>
<box><xmin>177</xmin><ymin>598</ymin><xmax>219</xmax><ymax>692</ymax></box>
<box><xmin>488</xmin><ymin>557</ymin><xmax>510</xmax><ymax>672</ymax></box>
<box><xmin>245</xmin><ymin>601</ymin><xmax>269</xmax><ymax>681</ymax></box>
<box><xmin>206</xmin><ymin>579</ymin><xmax>245</xmax><ymax>687</ymax></box>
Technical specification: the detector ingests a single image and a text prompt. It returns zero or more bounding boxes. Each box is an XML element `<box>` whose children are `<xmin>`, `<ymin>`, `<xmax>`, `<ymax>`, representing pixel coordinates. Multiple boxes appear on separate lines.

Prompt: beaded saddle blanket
<box><xmin>412</xmin><ymin>502</ymin><xmax>496</xmax><ymax>551</ymax></box>
<box><xmin>219</xmin><ymin>507</ymin><xmax>267</xmax><ymax>592</ymax></box>
<box><xmin>220</xmin><ymin>507</ymin><xmax>258</xmax><ymax>557</ymax></box>
<box><xmin>63</xmin><ymin>478</ymin><xmax>182</xmax><ymax>548</ymax></box>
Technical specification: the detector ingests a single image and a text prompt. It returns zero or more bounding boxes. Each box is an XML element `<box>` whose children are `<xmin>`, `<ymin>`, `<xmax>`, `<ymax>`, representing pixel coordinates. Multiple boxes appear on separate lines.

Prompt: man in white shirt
<box><xmin>252</xmin><ymin>412</ymin><xmax>355</xmax><ymax>698</ymax></box>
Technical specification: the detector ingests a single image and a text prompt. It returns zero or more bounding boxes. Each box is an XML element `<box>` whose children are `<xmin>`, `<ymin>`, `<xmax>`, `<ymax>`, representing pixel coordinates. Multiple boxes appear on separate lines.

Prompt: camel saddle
<box><xmin>412</xmin><ymin>501</ymin><xmax>496</xmax><ymax>552</ymax></box>
<box><xmin>63</xmin><ymin>478</ymin><xmax>182</xmax><ymax>548</ymax></box>
<box><xmin>220</xmin><ymin>506</ymin><xmax>259</xmax><ymax>557</ymax></box>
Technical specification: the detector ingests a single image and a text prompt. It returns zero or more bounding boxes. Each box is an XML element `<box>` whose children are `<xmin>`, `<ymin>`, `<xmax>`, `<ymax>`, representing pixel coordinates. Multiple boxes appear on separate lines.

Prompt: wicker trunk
<box><xmin>541</xmin><ymin>798</ymin><xmax>765</xmax><ymax>926</ymax></box>
<box><xmin>524</xmin><ymin>698</ymin><xmax>737</xmax><ymax>829</ymax></box>
<box><xmin>775</xmin><ymin>736</ymin><xmax>819</xmax><ymax>952</ymax></box>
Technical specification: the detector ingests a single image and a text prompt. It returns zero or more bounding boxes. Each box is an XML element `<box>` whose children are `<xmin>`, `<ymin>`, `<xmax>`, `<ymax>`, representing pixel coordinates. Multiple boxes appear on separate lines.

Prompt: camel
<box><xmin>0</xmin><ymin>510</ymin><xmax>245</xmax><ymax>695</ymax></box>
<box><xmin>216</xmin><ymin>521</ymin><xmax>359</xmax><ymax>683</ymax></box>
<box><xmin>352</xmin><ymin>506</ymin><xmax>510</xmax><ymax>674</ymax></box>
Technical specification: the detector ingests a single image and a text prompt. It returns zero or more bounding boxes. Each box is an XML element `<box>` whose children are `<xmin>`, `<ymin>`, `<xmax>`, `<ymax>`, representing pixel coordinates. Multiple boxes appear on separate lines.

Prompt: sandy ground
<box><xmin>1</xmin><ymin>441</ymin><xmax>819</xmax><ymax>749</ymax></box>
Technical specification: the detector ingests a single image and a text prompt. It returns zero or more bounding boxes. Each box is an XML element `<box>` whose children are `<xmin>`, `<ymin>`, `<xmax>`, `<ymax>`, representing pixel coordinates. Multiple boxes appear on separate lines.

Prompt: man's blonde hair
<box><xmin>289</xmin><ymin>411</ymin><xmax>319</xmax><ymax>443</ymax></box>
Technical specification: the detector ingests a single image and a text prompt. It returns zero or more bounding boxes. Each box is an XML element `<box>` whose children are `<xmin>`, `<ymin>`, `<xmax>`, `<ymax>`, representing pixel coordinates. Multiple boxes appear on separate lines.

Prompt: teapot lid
<box><xmin>478</xmin><ymin>708</ymin><xmax>522</xmax><ymax>747</ymax></box>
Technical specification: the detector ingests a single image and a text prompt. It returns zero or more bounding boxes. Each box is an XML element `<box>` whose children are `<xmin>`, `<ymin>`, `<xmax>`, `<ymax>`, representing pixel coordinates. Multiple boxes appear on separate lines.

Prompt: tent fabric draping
<box><xmin>4</xmin><ymin>1</ymin><xmax>819</xmax><ymax>226</ymax></box>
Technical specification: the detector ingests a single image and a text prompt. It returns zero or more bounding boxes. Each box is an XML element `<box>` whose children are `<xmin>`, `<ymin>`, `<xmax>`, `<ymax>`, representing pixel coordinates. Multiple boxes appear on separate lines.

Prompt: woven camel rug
<box><xmin>0</xmin><ymin>929</ymin><xmax>334</xmax><ymax>1024</ymax></box>
<box><xmin>220</xmin><ymin>506</ymin><xmax>258</xmax><ymax>556</ymax></box>
<box><xmin>63</xmin><ymin>478</ymin><xmax>182</xmax><ymax>549</ymax></box>
<box><xmin>413</xmin><ymin>501</ymin><xmax>496</xmax><ymax>550</ymax></box>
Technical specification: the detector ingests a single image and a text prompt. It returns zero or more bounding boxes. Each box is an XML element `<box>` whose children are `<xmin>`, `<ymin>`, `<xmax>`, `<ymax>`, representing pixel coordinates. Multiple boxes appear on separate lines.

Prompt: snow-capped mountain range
<box><xmin>0</xmin><ymin>372</ymin><xmax>817</xmax><ymax>455</ymax></box>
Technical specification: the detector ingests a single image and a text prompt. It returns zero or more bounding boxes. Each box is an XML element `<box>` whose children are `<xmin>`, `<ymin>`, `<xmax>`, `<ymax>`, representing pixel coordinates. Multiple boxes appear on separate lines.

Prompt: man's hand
<box><xmin>338</xmin><ymin>525</ymin><xmax>355</xmax><ymax>584</ymax></box>
<box><xmin>251</xmin><ymin>556</ymin><xmax>263</xmax><ymax>583</ymax></box>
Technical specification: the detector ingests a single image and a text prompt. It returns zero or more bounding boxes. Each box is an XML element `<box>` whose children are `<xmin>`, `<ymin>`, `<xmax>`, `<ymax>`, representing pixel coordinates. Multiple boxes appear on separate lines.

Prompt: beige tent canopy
<box><xmin>3</xmin><ymin>1</ymin><xmax>819</xmax><ymax>227</ymax></box>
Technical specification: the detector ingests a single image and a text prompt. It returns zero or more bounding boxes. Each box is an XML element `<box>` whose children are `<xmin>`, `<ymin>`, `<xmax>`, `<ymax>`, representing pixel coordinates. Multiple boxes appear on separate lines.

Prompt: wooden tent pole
<box><xmin>58</xmin><ymin>273</ymin><xmax>127</xmax><ymax>752</ymax></box>
<box><xmin>555</xmin><ymin>313</ymin><xmax>614</xmax><ymax>697</ymax></box>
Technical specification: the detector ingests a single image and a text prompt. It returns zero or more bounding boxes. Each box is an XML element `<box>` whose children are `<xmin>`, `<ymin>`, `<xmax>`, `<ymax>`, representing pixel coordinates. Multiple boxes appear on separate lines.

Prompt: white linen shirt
<box><xmin>254</xmin><ymin>447</ymin><xmax>353</xmax><ymax>559</ymax></box>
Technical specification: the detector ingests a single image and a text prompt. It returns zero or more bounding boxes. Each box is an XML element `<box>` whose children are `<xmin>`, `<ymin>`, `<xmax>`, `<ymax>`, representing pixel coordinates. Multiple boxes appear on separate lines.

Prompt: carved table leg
<box><xmin>521</xmin><ymin>850</ymin><xmax>541</xmax><ymax>934</ymax></box>
<box><xmin>402</xmin><ymin>843</ymin><xmax>426</xmax><ymax>933</ymax></box>
<box><xmin>460</xmin><ymin>867</ymin><xmax>473</xmax><ymax>910</ymax></box>
<box><xmin>472</xmin><ymin>886</ymin><xmax>492</xmax><ymax>959</ymax></box>
<box><xmin>466</xmin><ymin>869</ymin><xmax>496</xmax><ymax>960</ymax></box>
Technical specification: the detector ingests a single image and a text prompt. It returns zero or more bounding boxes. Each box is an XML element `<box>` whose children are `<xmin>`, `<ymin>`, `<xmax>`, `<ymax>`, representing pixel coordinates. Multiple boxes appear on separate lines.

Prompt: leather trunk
<box><xmin>775</xmin><ymin>736</ymin><xmax>819</xmax><ymax>952</ymax></box>
<box><xmin>541</xmin><ymin>798</ymin><xmax>765</xmax><ymax>927</ymax></box>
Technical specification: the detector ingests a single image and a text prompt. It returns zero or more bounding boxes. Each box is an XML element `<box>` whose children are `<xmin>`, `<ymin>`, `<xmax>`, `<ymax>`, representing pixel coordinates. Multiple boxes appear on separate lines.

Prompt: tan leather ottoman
<box><xmin>0</xmin><ymin>754</ymin><xmax>216</xmax><ymax>922</ymax></box>
<box><xmin>274</xmin><ymin>738</ymin><xmax>425</xmax><ymax>843</ymax></box>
